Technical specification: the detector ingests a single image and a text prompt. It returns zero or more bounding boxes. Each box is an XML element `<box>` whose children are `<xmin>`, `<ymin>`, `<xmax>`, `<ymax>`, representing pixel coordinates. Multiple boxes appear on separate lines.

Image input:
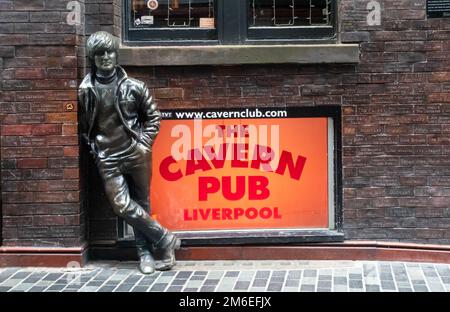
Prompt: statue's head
<box><xmin>86</xmin><ymin>31</ymin><xmax>119</xmax><ymax>75</ymax></box>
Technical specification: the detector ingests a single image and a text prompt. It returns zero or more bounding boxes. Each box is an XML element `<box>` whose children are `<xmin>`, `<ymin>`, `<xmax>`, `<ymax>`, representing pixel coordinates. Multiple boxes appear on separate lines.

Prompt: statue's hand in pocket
<box><xmin>137</xmin><ymin>142</ymin><xmax>151</xmax><ymax>154</ymax></box>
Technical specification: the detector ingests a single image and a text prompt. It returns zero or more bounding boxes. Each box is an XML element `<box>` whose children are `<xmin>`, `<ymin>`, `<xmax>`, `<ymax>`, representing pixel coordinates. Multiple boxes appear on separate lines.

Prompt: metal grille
<box><xmin>132</xmin><ymin>0</ymin><xmax>215</xmax><ymax>28</ymax></box>
<box><xmin>250</xmin><ymin>0</ymin><xmax>332</xmax><ymax>27</ymax></box>
<box><xmin>167</xmin><ymin>0</ymin><xmax>192</xmax><ymax>27</ymax></box>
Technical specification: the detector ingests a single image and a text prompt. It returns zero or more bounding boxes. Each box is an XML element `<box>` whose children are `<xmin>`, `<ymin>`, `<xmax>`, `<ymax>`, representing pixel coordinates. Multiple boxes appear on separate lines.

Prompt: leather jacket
<box><xmin>78</xmin><ymin>65</ymin><xmax>161</xmax><ymax>156</ymax></box>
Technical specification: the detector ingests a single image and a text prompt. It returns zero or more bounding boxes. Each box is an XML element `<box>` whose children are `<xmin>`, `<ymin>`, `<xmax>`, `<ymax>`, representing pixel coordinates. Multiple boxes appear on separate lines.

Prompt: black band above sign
<box><xmin>427</xmin><ymin>0</ymin><xmax>450</xmax><ymax>18</ymax></box>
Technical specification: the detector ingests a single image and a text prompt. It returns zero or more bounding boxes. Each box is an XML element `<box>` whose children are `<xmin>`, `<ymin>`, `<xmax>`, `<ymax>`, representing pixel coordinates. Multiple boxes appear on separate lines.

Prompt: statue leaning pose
<box><xmin>78</xmin><ymin>31</ymin><xmax>180</xmax><ymax>274</ymax></box>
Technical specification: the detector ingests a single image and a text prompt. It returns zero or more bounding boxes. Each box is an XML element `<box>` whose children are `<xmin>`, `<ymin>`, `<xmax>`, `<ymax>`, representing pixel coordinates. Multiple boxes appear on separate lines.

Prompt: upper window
<box><xmin>124</xmin><ymin>0</ymin><xmax>335</xmax><ymax>45</ymax></box>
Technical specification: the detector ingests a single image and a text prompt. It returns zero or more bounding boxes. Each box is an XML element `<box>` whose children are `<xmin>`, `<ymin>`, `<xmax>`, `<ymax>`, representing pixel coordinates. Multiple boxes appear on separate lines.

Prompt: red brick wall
<box><xmin>1</xmin><ymin>0</ymin><xmax>450</xmax><ymax>248</ymax></box>
<box><xmin>0</xmin><ymin>0</ymin><xmax>85</xmax><ymax>247</ymax></box>
<box><xmin>341</xmin><ymin>0</ymin><xmax>450</xmax><ymax>242</ymax></box>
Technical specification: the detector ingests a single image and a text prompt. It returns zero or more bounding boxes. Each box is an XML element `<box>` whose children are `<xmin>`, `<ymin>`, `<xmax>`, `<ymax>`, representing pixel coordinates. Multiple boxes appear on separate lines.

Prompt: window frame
<box><xmin>123</xmin><ymin>0</ymin><xmax>337</xmax><ymax>46</ymax></box>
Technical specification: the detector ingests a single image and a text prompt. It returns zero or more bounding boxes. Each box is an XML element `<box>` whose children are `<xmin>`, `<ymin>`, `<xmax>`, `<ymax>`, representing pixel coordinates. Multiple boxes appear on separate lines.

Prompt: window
<box><xmin>124</xmin><ymin>0</ymin><xmax>336</xmax><ymax>45</ymax></box>
<box><xmin>118</xmin><ymin>106</ymin><xmax>343</xmax><ymax>244</ymax></box>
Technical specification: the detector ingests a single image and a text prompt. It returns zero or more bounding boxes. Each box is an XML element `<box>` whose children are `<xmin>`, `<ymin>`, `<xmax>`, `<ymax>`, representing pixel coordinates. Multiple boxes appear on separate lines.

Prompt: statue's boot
<box><xmin>139</xmin><ymin>254</ymin><xmax>156</xmax><ymax>274</ymax></box>
<box><xmin>135</xmin><ymin>229</ymin><xmax>156</xmax><ymax>274</ymax></box>
<box><xmin>124</xmin><ymin>201</ymin><xmax>178</xmax><ymax>271</ymax></box>
<box><xmin>155</xmin><ymin>233</ymin><xmax>181</xmax><ymax>271</ymax></box>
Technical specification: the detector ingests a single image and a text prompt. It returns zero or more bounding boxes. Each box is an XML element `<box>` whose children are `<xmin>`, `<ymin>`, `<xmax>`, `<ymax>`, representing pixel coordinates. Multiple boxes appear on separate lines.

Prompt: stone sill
<box><xmin>116</xmin><ymin>229</ymin><xmax>344</xmax><ymax>246</ymax></box>
<box><xmin>118</xmin><ymin>44</ymin><xmax>360</xmax><ymax>66</ymax></box>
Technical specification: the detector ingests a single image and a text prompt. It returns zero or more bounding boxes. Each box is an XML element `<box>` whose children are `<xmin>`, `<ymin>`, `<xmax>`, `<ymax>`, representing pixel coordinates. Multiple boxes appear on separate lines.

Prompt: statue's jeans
<box><xmin>95</xmin><ymin>141</ymin><xmax>169</xmax><ymax>257</ymax></box>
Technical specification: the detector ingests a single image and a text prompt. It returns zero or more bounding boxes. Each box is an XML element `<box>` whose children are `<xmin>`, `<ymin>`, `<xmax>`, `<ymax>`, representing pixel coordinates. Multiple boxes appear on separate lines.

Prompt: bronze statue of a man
<box><xmin>78</xmin><ymin>31</ymin><xmax>180</xmax><ymax>274</ymax></box>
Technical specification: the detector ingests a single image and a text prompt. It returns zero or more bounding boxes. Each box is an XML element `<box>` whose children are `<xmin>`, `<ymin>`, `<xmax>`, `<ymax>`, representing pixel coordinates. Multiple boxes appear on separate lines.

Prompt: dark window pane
<box><xmin>274</xmin><ymin>0</ymin><xmax>295</xmax><ymax>26</ymax></box>
<box><xmin>249</xmin><ymin>0</ymin><xmax>332</xmax><ymax>27</ymax></box>
<box><xmin>131</xmin><ymin>0</ymin><xmax>215</xmax><ymax>28</ymax></box>
<box><xmin>310</xmin><ymin>0</ymin><xmax>330</xmax><ymax>24</ymax></box>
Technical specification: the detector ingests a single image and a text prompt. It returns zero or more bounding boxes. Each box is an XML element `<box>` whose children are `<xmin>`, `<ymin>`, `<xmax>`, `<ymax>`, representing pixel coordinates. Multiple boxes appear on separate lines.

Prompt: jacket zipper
<box><xmin>113</xmin><ymin>80</ymin><xmax>140</xmax><ymax>142</ymax></box>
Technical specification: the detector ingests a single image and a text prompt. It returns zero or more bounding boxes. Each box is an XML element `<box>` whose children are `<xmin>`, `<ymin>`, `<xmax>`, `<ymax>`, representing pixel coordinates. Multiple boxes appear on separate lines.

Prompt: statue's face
<box><xmin>94</xmin><ymin>49</ymin><xmax>117</xmax><ymax>74</ymax></box>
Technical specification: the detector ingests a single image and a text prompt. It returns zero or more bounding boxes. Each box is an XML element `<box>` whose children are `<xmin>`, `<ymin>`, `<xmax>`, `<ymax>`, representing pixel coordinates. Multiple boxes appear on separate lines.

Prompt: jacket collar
<box><xmin>85</xmin><ymin>65</ymin><xmax>128</xmax><ymax>89</ymax></box>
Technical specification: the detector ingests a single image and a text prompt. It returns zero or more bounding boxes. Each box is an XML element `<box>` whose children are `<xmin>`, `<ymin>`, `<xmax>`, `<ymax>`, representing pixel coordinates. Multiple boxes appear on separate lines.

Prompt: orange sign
<box><xmin>151</xmin><ymin>117</ymin><xmax>329</xmax><ymax>231</ymax></box>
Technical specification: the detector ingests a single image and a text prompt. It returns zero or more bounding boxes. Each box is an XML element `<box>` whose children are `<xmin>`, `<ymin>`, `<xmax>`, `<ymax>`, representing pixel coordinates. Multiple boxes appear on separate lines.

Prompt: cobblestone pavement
<box><xmin>0</xmin><ymin>260</ymin><xmax>449</xmax><ymax>292</ymax></box>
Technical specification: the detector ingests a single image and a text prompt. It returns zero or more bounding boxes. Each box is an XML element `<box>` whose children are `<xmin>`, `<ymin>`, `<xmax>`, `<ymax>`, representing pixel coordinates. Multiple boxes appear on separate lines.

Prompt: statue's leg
<box><xmin>127</xmin><ymin>172</ymin><xmax>153</xmax><ymax>256</ymax></box>
<box><xmin>97</xmin><ymin>156</ymin><xmax>167</xmax><ymax>248</ymax></box>
<box><xmin>122</xmin><ymin>144</ymin><xmax>180</xmax><ymax>271</ymax></box>
<box><xmin>133</xmin><ymin>229</ymin><xmax>151</xmax><ymax>257</ymax></box>
<box><xmin>122</xmin><ymin>145</ymin><xmax>171</xmax><ymax>247</ymax></box>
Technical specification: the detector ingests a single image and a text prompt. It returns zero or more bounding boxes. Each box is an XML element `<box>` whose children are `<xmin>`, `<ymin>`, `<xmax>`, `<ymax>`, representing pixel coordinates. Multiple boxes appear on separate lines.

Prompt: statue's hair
<box><xmin>86</xmin><ymin>31</ymin><xmax>119</xmax><ymax>63</ymax></box>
